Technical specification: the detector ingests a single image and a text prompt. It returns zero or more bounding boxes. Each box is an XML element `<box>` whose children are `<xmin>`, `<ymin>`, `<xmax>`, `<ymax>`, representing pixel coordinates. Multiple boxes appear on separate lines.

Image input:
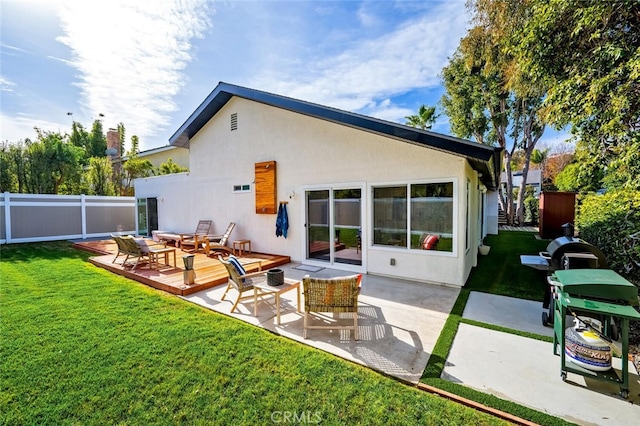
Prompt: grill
<box><xmin>549</xmin><ymin>269</ymin><xmax>640</xmax><ymax>399</ymax></box>
<box><xmin>520</xmin><ymin>236</ymin><xmax>607</xmax><ymax>272</ymax></box>
<box><xmin>520</xmin><ymin>236</ymin><xmax>608</xmax><ymax>327</ymax></box>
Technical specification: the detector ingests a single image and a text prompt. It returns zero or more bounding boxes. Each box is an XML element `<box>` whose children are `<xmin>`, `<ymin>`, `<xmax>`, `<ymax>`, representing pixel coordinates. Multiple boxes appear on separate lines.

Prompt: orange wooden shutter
<box><xmin>255</xmin><ymin>160</ymin><xmax>277</xmax><ymax>214</ymax></box>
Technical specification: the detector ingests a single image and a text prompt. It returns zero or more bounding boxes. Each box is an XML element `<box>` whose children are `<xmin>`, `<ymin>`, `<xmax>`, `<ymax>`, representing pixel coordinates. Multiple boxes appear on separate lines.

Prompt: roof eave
<box><xmin>169</xmin><ymin>82</ymin><xmax>503</xmax><ymax>188</ymax></box>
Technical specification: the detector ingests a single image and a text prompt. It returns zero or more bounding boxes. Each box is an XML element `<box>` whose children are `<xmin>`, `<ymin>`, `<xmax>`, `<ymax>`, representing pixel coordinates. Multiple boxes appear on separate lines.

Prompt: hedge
<box><xmin>576</xmin><ymin>189</ymin><xmax>640</xmax><ymax>285</ymax></box>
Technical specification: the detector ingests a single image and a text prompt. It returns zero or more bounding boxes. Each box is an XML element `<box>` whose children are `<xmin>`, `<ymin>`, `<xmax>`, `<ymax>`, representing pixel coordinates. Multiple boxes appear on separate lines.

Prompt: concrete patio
<box><xmin>447</xmin><ymin>292</ymin><xmax>640</xmax><ymax>425</ymax></box>
<box><xmin>182</xmin><ymin>267</ymin><xmax>640</xmax><ymax>425</ymax></box>
<box><xmin>182</xmin><ymin>262</ymin><xmax>460</xmax><ymax>384</ymax></box>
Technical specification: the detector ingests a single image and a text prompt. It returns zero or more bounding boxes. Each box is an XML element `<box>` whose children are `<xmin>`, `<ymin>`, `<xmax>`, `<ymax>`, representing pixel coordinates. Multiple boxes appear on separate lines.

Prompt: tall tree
<box><xmin>512</xmin><ymin>0</ymin><xmax>640</xmax><ymax>190</ymax></box>
<box><xmin>442</xmin><ymin>0</ymin><xmax>547</xmax><ymax>224</ymax></box>
<box><xmin>69</xmin><ymin>121</ymin><xmax>89</xmax><ymax>158</ymax></box>
<box><xmin>405</xmin><ymin>105</ymin><xmax>439</xmax><ymax>130</ymax></box>
<box><xmin>86</xmin><ymin>157</ymin><xmax>115</xmax><ymax>196</ymax></box>
<box><xmin>117</xmin><ymin>123</ymin><xmax>126</xmax><ymax>157</ymax></box>
<box><xmin>87</xmin><ymin>119</ymin><xmax>107</xmax><ymax>158</ymax></box>
<box><xmin>122</xmin><ymin>156</ymin><xmax>154</xmax><ymax>195</ymax></box>
<box><xmin>130</xmin><ymin>135</ymin><xmax>140</xmax><ymax>155</ymax></box>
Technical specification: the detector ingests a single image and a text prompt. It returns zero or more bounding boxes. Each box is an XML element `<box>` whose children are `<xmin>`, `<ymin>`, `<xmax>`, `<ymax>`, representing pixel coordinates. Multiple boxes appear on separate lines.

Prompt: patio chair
<box><xmin>203</xmin><ymin>222</ymin><xmax>236</xmax><ymax>257</ymax></box>
<box><xmin>302</xmin><ymin>274</ymin><xmax>362</xmax><ymax>340</ymax></box>
<box><xmin>117</xmin><ymin>235</ymin><xmax>152</xmax><ymax>270</ymax></box>
<box><xmin>180</xmin><ymin>220</ymin><xmax>213</xmax><ymax>253</ymax></box>
<box><xmin>111</xmin><ymin>234</ymin><xmax>130</xmax><ymax>264</ymax></box>
<box><xmin>218</xmin><ymin>255</ymin><xmax>267</xmax><ymax>313</ymax></box>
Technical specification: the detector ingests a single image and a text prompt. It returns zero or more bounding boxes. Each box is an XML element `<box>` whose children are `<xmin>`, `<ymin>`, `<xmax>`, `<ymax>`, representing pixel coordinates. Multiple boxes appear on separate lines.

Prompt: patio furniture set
<box><xmin>111</xmin><ymin>220</ymin><xmax>362</xmax><ymax>339</ymax></box>
<box><xmin>111</xmin><ymin>234</ymin><xmax>177</xmax><ymax>270</ymax></box>
<box><xmin>112</xmin><ymin>220</ymin><xmax>246</xmax><ymax>271</ymax></box>
<box><xmin>218</xmin><ymin>254</ymin><xmax>362</xmax><ymax>339</ymax></box>
<box><xmin>152</xmin><ymin>220</ymin><xmax>243</xmax><ymax>258</ymax></box>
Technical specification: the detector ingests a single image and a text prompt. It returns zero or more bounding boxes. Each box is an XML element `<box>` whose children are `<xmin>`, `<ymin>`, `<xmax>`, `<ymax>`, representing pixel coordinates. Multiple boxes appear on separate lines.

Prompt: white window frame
<box><xmin>370</xmin><ymin>178</ymin><xmax>458</xmax><ymax>256</ymax></box>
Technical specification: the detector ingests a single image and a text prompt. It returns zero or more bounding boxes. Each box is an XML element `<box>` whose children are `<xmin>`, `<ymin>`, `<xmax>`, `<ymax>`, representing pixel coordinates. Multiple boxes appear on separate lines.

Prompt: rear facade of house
<box><xmin>134</xmin><ymin>83</ymin><xmax>501</xmax><ymax>287</ymax></box>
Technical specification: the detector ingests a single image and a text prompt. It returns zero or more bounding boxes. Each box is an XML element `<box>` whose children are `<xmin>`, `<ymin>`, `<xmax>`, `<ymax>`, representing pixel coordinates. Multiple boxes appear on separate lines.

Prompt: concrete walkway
<box><xmin>444</xmin><ymin>291</ymin><xmax>640</xmax><ymax>425</ymax></box>
<box><xmin>182</xmin><ymin>263</ymin><xmax>459</xmax><ymax>384</ymax></box>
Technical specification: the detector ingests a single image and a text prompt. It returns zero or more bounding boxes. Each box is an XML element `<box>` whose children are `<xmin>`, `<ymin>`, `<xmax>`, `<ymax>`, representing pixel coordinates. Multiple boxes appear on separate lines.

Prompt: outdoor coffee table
<box><xmin>148</xmin><ymin>247</ymin><xmax>177</xmax><ymax>269</ymax></box>
<box><xmin>253</xmin><ymin>277</ymin><xmax>301</xmax><ymax>324</ymax></box>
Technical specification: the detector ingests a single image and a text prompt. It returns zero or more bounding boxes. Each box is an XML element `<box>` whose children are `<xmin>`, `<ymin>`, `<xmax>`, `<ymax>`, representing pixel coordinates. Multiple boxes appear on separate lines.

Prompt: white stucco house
<box><xmin>134</xmin><ymin>82</ymin><xmax>502</xmax><ymax>287</ymax></box>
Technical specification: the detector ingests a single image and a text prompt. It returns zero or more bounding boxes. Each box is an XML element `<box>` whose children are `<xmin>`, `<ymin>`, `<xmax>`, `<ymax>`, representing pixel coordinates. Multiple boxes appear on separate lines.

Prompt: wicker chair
<box><xmin>302</xmin><ymin>274</ymin><xmax>362</xmax><ymax>340</ymax></box>
<box><xmin>218</xmin><ymin>255</ymin><xmax>266</xmax><ymax>313</ymax></box>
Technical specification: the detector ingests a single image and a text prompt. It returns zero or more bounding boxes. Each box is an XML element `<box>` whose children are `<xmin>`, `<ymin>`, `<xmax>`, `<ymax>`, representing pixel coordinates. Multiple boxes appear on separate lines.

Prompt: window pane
<box><xmin>410</xmin><ymin>182</ymin><xmax>453</xmax><ymax>252</ymax></box>
<box><xmin>373</xmin><ymin>186</ymin><xmax>407</xmax><ymax>247</ymax></box>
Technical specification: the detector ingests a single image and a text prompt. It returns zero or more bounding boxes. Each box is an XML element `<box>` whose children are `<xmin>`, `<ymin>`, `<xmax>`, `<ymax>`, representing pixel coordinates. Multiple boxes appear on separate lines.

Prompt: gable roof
<box><xmin>169</xmin><ymin>82</ymin><xmax>502</xmax><ymax>189</ymax></box>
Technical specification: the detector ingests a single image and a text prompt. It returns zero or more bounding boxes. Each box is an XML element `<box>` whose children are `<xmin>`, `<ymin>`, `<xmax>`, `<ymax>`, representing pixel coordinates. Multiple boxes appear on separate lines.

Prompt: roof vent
<box><xmin>231</xmin><ymin>113</ymin><xmax>238</xmax><ymax>131</ymax></box>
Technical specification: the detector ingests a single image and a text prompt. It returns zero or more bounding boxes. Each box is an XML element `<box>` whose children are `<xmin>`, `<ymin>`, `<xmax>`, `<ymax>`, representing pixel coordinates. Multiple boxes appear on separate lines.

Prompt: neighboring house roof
<box><xmin>121</xmin><ymin>145</ymin><xmax>181</xmax><ymax>161</ymax></box>
<box><xmin>500</xmin><ymin>169</ymin><xmax>542</xmax><ymax>185</ymax></box>
<box><xmin>169</xmin><ymin>82</ymin><xmax>502</xmax><ymax>189</ymax></box>
<box><xmin>121</xmin><ymin>145</ymin><xmax>189</xmax><ymax>170</ymax></box>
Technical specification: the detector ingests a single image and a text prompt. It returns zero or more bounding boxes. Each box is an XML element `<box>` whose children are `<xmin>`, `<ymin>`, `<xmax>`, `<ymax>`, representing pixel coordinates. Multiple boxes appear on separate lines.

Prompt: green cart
<box><xmin>550</xmin><ymin>269</ymin><xmax>640</xmax><ymax>399</ymax></box>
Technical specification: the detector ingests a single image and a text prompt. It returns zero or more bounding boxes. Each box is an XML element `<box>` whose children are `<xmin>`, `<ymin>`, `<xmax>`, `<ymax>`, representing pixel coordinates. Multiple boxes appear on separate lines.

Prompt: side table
<box><xmin>233</xmin><ymin>239</ymin><xmax>252</xmax><ymax>256</ymax></box>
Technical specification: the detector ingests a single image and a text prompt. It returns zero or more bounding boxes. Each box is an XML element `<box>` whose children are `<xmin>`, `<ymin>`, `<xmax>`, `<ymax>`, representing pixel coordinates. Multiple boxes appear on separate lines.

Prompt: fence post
<box><xmin>3</xmin><ymin>192</ymin><xmax>11</xmax><ymax>243</ymax></box>
<box><xmin>81</xmin><ymin>194</ymin><xmax>87</xmax><ymax>239</ymax></box>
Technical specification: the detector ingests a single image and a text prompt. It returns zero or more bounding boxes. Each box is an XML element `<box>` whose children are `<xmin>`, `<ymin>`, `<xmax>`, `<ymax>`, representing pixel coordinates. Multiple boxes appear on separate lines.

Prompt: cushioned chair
<box><xmin>204</xmin><ymin>222</ymin><xmax>236</xmax><ymax>257</ymax></box>
<box><xmin>302</xmin><ymin>274</ymin><xmax>362</xmax><ymax>340</ymax></box>
<box><xmin>111</xmin><ymin>234</ymin><xmax>130</xmax><ymax>264</ymax></box>
<box><xmin>180</xmin><ymin>220</ymin><xmax>213</xmax><ymax>253</ymax></box>
<box><xmin>218</xmin><ymin>255</ymin><xmax>266</xmax><ymax>313</ymax></box>
<box><xmin>117</xmin><ymin>235</ymin><xmax>151</xmax><ymax>270</ymax></box>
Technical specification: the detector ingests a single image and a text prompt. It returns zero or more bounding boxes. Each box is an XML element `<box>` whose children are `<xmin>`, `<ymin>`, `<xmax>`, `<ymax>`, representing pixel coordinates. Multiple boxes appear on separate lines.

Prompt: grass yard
<box><xmin>466</xmin><ymin>231</ymin><xmax>549</xmax><ymax>301</ymax></box>
<box><xmin>0</xmin><ymin>242</ymin><xmax>507</xmax><ymax>425</ymax></box>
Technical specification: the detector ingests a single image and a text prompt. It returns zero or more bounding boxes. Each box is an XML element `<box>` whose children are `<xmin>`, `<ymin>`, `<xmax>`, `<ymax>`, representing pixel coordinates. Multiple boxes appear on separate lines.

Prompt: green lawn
<box><xmin>0</xmin><ymin>242</ymin><xmax>506</xmax><ymax>425</ymax></box>
<box><xmin>466</xmin><ymin>231</ymin><xmax>549</xmax><ymax>301</ymax></box>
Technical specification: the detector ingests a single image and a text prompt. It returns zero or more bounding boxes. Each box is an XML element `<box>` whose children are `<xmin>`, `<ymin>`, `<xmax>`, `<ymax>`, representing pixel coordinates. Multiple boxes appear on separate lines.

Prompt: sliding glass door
<box><xmin>306</xmin><ymin>190</ymin><xmax>330</xmax><ymax>262</ymax></box>
<box><xmin>306</xmin><ymin>187</ymin><xmax>362</xmax><ymax>268</ymax></box>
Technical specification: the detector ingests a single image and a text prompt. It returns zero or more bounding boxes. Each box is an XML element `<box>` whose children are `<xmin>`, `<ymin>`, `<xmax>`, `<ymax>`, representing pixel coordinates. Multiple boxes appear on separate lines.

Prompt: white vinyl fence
<box><xmin>0</xmin><ymin>192</ymin><xmax>135</xmax><ymax>244</ymax></box>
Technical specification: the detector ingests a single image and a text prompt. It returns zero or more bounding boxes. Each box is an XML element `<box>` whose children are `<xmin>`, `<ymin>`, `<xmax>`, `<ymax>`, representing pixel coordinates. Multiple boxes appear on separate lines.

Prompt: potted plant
<box><xmin>478</xmin><ymin>244</ymin><xmax>491</xmax><ymax>256</ymax></box>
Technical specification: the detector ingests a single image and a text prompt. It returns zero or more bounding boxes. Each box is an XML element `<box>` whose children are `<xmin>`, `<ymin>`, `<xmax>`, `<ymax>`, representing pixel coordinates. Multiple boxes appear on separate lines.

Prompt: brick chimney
<box><xmin>106</xmin><ymin>128</ymin><xmax>121</xmax><ymax>158</ymax></box>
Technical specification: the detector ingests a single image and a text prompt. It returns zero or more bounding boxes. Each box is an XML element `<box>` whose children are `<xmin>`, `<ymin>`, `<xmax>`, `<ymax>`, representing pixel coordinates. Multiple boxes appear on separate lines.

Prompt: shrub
<box><xmin>576</xmin><ymin>189</ymin><xmax>640</xmax><ymax>285</ymax></box>
<box><xmin>523</xmin><ymin>196</ymin><xmax>539</xmax><ymax>225</ymax></box>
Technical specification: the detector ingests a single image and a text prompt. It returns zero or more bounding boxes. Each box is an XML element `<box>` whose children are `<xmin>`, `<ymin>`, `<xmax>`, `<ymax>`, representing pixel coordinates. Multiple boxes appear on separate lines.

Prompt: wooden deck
<box><xmin>74</xmin><ymin>239</ymin><xmax>291</xmax><ymax>296</ymax></box>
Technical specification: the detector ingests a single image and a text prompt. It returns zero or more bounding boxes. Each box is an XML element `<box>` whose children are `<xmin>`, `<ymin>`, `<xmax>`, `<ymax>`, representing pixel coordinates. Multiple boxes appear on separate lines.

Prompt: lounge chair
<box><xmin>302</xmin><ymin>274</ymin><xmax>362</xmax><ymax>340</ymax></box>
<box><xmin>203</xmin><ymin>222</ymin><xmax>236</xmax><ymax>257</ymax></box>
<box><xmin>111</xmin><ymin>234</ymin><xmax>167</xmax><ymax>270</ymax></box>
<box><xmin>112</xmin><ymin>235</ymin><xmax>151</xmax><ymax>270</ymax></box>
<box><xmin>218</xmin><ymin>255</ymin><xmax>266</xmax><ymax>313</ymax></box>
<box><xmin>179</xmin><ymin>220</ymin><xmax>213</xmax><ymax>252</ymax></box>
<box><xmin>111</xmin><ymin>234</ymin><xmax>131</xmax><ymax>264</ymax></box>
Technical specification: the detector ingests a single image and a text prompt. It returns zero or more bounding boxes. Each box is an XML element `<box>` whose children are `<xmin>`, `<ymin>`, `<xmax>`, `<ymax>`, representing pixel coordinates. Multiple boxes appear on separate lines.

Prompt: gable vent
<box><xmin>230</xmin><ymin>113</ymin><xmax>238</xmax><ymax>131</ymax></box>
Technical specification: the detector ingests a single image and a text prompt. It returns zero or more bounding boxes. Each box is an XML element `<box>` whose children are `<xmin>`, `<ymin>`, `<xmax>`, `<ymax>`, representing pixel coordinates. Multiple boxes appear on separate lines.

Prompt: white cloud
<box><xmin>251</xmin><ymin>1</ymin><xmax>469</xmax><ymax>121</ymax></box>
<box><xmin>55</xmin><ymin>0</ymin><xmax>212</xmax><ymax>150</ymax></box>
<box><xmin>0</xmin><ymin>111</ymin><xmax>67</xmax><ymax>143</ymax></box>
<box><xmin>1</xmin><ymin>76</ymin><xmax>16</xmax><ymax>93</ymax></box>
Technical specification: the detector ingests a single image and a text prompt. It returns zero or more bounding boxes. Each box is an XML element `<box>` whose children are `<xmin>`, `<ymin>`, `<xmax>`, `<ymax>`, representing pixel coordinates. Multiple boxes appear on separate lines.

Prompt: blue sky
<box><xmin>1</xmin><ymin>0</ymin><xmax>565</xmax><ymax>152</ymax></box>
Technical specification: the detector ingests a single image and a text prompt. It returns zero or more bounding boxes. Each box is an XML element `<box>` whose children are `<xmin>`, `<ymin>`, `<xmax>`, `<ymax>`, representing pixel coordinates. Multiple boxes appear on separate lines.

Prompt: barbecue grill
<box><xmin>550</xmin><ymin>269</ymin><xmax>640</xmax><ymax>399</ymax></box>
<box><xmin>520</xmin><ymin>236</ymin><xmax>607</xmax><ymax>272</ymax></box>
<box><xmin>520</xmin><ymin>236</ymin><xmax>608</xmax><ymax>326</ymax></box>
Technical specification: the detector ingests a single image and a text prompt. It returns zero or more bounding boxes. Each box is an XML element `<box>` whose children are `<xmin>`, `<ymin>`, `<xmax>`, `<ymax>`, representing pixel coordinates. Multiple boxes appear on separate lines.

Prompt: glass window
<box><xmin>410</xmin><ymin>182</ymin><xmax>453</xmax><ymax>252</ymax></box>
<box><xmin>373</xmin><ymin>182</ymin><xmax>454</xmax><ymax>252</ymax></box>
<box><xmin>373</xmin><ymin>186</ymin><xmax>407</xmax><ymax>247</ymax></box>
